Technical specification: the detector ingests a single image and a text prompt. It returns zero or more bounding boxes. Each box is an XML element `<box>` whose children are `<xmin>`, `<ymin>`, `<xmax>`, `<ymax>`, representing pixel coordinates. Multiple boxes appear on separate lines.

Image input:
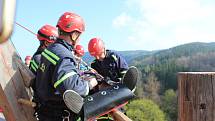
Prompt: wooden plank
<box><xmin>210</xmin><ymin>75</ymin><xmax>215</xmax><ymax>121</ymax></box>
<box><xmin>178</xmin><ymin>72</ymin><xmax>215</xmax><ymax>121</ymax></box>
<box><xmin>15</xmin><ymin>58</ymin><xmax>35</xmax><ymax>88</ymax></box>
<box><xmin>0</xmin><ymin>40</ymin><xmax>36</xmax><ymax>121</ymax></box>
<box><xmin>0</xmin><ymin>84</ymin><xmax>16</xmax><ymax>121</ymax></box>
<box><xmin>177</xmin><ymin>72</ymin><xmax>185</xmax><ymax>121</ymax></box>
<box><xmin>184</xmin><ymin>73</ymin><xmax>194</xmax><ymax>121</ymax></box>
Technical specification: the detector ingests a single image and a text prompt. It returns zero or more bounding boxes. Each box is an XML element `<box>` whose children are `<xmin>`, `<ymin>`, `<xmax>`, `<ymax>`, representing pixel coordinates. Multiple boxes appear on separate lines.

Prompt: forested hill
<box><xmin>131</xmin><ymin>42</ymin><xmax>215</xmax><ymax>91</ymax></box>
<box><xmin>133</xmin><ymin>42</ymin><xmax>215</xmax><ymax>63</ymax></box>
<box><xmin>118</xmin><ymin>50</ymin><xmax>154</xmax><ymax>64</ymax></box>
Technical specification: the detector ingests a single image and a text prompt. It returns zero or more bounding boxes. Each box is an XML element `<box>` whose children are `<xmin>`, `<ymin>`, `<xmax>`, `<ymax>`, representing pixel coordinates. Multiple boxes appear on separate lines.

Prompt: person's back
<box><xmin>36</xmin><ymin>39</ymin><xmax>90</xmax><ymax>102</ymax></box>
<box><xmin>29</xmin><ymin>25</ymin><xmax>58</xmax><ymax>75</ymax></box>
<box><xmin>29</xmin><ymin>25</ymin><xmax>58</xmax><ymax>98</ymax></box>
<box><xmin>30</xmin><ymin>48</ymin><xmax>42</xmax><ymax>75</ymax></box>
<box><xmin>35</xmin><ymin>12</ymin><xmax>98</xmax><ymax>121</ymax></box>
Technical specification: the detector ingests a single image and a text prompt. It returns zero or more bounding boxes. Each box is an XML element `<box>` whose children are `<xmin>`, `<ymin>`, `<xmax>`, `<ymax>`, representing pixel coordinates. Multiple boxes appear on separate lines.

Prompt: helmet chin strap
<box><xmin>70</xmin><ymin>35</ymin><xmax>76</xmax><ymax>46</ymax></box>
<box><xmin>69</xmin><ymin>32</ymin><xmax>80</xmax><ymax>46</ymax></box>
<box><xmin>103</xmin><ymin>48</ymin><xmax>106</xmax><ymax>56</ymax></box>
<box><xmin>42</xmin><ymin>41</ymin><xmax>49</xmax><ymax>49</ymax></box>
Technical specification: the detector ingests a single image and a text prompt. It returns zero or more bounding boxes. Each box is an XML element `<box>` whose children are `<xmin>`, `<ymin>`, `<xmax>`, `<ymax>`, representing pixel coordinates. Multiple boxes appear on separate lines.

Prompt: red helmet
<box><xmin>88</xmin><ymin>38</ymin><xmax>105</xmax><ymax>56</ymax></box>
<box><xmin>57</xmin><ymin>12</ymin><xmax>85</xmax><ymax>33</ymax></box>
<box><xmin>25</xmin><ymin>56</ymin><xmax>32</xmax><ymax>61</ymax></box>
<box><xmin>75</xmin><ymin>44</ymin><xmax>85</xmax><ymax>57</ymax></box>
<box><xmin>37</xmin><ymin>25</ymin><xmax>58</xmax><ymax>43</ymax></box>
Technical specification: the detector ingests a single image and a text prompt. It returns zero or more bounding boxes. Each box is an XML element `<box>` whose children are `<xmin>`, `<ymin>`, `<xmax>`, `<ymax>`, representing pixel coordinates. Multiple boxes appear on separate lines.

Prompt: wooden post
<box><xmin>0</xmin><ymin>84</ymin><xmax>16</xmax><ymax>121</ymax></box>
<box><xmin>178</xmin><ymin>72</ymin><xmax>215</xmax><ymax>121</ymax></box>
<box><xmin>0</xmin><ymin>40</ymin><xmax>36</xmax><ymax>121</ymax></box>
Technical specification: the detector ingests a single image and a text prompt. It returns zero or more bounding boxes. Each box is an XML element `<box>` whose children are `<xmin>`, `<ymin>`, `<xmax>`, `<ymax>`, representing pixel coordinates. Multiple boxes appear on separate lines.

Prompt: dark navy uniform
<box><xmin>91</xmin><ymin>50</ymin><xmax>128</xmax><ymax>83</ymax></box>
<box><xmin>35</xmin><ymin>39</ymin><xmax>89</xmax><ymax>121</ymax></box>
<box><xmin>29</xmin><ymin>47</ymin><xmax>44</xmax><ymax>92</ymax></box>
<box><xmin>29</xmin><ymin>47</ymin><xmax>43</xmax><ymax>75</ymax></box>
<box><xmin>91</xmin><ymin>50</ymin><xmax>128</xmax><ymax>121</ymax></box>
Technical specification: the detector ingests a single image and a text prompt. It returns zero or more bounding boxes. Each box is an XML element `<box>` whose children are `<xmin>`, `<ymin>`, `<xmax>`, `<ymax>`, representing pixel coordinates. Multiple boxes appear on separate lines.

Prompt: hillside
<box><xmin>131</xmin><ymin>42</ymin><xmax>215</xmax><ymax>91</ymax></box>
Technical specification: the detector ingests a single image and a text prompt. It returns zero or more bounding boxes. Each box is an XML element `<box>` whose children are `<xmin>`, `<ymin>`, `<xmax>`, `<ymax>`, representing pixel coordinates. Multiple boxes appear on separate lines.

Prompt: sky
<box><xmin>11</xmin><ymin>0</ymin><xmax>215</xmax><ymax>60</ymax></box>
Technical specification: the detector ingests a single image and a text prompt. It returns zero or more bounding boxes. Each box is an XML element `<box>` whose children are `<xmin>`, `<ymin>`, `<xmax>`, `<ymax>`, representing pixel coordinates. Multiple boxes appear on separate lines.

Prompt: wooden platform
<box><xmin>0</xmin><ymin>40</ymin><xmax>36</xmax><ymax>121</ymax></box>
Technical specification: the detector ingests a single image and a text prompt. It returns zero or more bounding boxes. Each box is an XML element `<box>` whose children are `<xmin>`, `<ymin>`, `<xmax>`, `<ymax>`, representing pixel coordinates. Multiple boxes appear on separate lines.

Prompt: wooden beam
<box><xmin>0</xmin><ymin>40</ymin><xmax>36</xmax><ymax>121</ymax></box>
<box><xmin>178</xmin><ymin>72</ymin><xmax>215</xmax><ymax>121</ymax></box>
<box><xmin>110</xmin><ymin>110</ymin><xmax>132</xmax><ymax>121</ymax></box>
<box><xmin>0</xmin><ymin>84</ymin><xmax>16</xmax><ymax>121</ymax></box>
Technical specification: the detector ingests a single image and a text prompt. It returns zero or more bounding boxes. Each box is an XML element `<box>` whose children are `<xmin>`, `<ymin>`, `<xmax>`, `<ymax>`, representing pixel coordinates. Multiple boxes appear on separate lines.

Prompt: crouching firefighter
<box><xmin>88</xmin><ymin>38</ymin><xmax>129</xmax><ymax>120</ymax></box>
<box><xmin>34</xmin><ymin>12</ymin><xmax>98</xmax><ymax>121</ymax></box>
<box><xmin>88</xmin><ymin>37</ymin><xmax>129</xmax><ymax>84</ymax></box>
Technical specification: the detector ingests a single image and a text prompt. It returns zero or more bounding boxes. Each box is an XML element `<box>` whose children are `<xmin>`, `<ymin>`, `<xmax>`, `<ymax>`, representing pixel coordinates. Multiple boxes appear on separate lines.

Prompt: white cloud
<box><xmin>174</xmin><ymin>26</ymin><xmax>215</xmax><ymax>42</ymax></box>
<box><xmin>112</xmin><ymin>12</ymin><xmax>132</xmax><ymax>28</ymax></box>
<box><xmin>113</xmin><ymin>0</ymin><xmax>215</xmax><ymax>50</ymax></box>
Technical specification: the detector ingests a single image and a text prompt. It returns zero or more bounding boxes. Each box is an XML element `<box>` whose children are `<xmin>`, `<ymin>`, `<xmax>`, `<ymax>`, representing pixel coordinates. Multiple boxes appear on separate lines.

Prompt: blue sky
<box><xmin>11</xmin><ymin>0</ymin><xmax>215</xmax><ymax>60</ymax></box>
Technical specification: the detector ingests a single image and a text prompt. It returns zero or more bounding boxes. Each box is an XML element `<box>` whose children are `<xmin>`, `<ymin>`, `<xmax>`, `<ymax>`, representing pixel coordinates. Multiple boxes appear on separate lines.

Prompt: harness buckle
<box><xmin>62</xmin><ymin>110</ymin><xmax>70</xmax><ymax>121</ymax></box>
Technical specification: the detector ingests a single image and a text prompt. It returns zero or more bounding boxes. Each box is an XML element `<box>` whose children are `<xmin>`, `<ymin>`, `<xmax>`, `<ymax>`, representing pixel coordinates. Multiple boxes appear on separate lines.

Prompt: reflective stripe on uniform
<box><xmin>31</xmin><ymin>60</ymin><xmax>39</xmax><ymax>69</ymax></box>
<box><xmin>111</xmin><ymin>55</ymin><xmax>117</xmax><ymax>61</ymax></box>
<box><xmin>120</xmin><ymin>70</ymin><xmax>127</xmax><ymax>74</ymax></box>
<box><xmin>120</xmin><ymin>70</ymin><xmax>127</xmax><ymax>77</ymax></box>
<box><xmin>97</xmin><ymin>114</ymin><xmax>114</xmax><ymax>120</ymax></box>
<box><xmin>76</xmin><ymin>117</ymin><xmax>81</xmax><ymax>121</ymax></box>
<box><xmin>30</xmin><ymin>63</ymin><xmax>37</xmax><ymax>72</ymax></box>
<box><xmin>42</xmin><ymin>52</ymin><xmax>57</xmax><ymax>65</ymax></box>
<box><xmin>54</xmin><ymin>71</ymin><xmax>77</xmax><ymax>88</ymax></box>
<box><xmin>44</xmin><ymin>49</ymin><xmax>60</xmax><ymax>61</ymax></box>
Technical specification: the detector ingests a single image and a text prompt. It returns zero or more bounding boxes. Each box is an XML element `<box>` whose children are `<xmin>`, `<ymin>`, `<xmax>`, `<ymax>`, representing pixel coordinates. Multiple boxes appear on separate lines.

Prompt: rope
<box><xmin>15</xmin><ymin>22</ymin><xmax>37</xmax><ymax>36</ymax></box>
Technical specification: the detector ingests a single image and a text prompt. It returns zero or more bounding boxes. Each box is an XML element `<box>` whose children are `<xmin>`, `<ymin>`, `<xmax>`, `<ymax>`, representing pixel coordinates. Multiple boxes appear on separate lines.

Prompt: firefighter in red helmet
<box><xmin>29</xmin><ymin>25</ymin><xmax>58</xmax><ymax>75</ymax></box>
<box><xmin>34</xmin><ymin>12</ymin><xmax>97</xmax><ymax>121</ymax></box>
<box><xmin>74</xmin><ymin>44</ymin><xmax>92</xmax><ymax>73</ymax></box>
<box><xmin>29</xmin><ymin>24</ymin><xmax>58</xmax><ymax>91</ymax></box>
<box><xmin>28</xmin><ymin>25</ymin><xmax>58</xmax><ymax>119</ymax></box>
<box><xmin>75</xmin><ymin>44</ymin><xmax>85</xmax><ymax>57</ymax></box>
<box><xmin>88</xmin><ymin>38</ymin><xmax>129</xmax><ymax>120</ymax></box>
<box><xmin>74</xmin><ymin>44</ymin><xmax>85</xmax><ymax>68</ymax></box>
<box><xmin>88</xmin><ymin>37</ymin><xmax>128</xmax><ymax>83</ymax></box>
<box><xmin>25</xmin><ymin>55</ymin><xmax>32</xmax><ymax>67</ymax></box>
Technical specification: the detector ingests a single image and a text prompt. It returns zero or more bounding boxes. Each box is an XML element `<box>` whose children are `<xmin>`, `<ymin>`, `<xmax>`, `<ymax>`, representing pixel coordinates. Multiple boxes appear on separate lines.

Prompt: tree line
<box><xmin>125</xmin><ymin>42</ymin><xmax>215</xmax><ymax>121</ymax></box>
